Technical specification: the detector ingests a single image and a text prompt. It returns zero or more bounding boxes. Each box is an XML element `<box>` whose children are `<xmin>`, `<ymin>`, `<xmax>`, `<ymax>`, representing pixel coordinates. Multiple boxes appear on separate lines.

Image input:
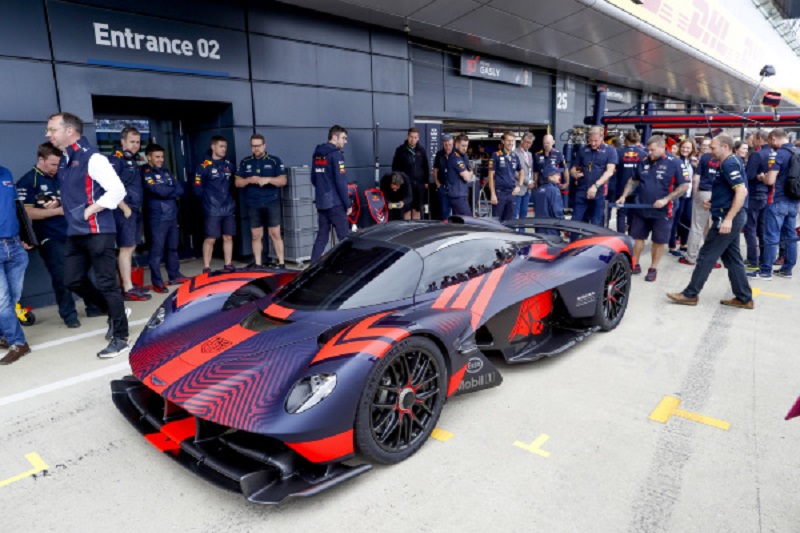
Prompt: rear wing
<box><xmin>503</xmin><ymin>218</ymin><xmax>623</xmax><ymax>238</ymax></box>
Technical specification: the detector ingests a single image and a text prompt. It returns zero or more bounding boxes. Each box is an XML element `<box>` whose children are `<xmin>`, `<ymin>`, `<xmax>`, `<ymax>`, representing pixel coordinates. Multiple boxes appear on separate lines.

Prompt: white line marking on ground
<box><xmin>28</xmin><ymin>318</ymin><xmax>149</xmax><ymax>352</ymax></box>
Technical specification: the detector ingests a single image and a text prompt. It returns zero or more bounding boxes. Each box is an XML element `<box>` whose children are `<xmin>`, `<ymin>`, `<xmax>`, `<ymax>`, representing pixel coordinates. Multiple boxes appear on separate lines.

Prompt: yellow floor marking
<box><xmin>649</xmin><ymin>396</ymin><xmax>730</xmax><ymax>430</ymax></box>
<box><xmin>513</xmin><ymin>434</ymin><xmax>551</xmax><ymax>458</ymax></box>
<box><xmin>751</xmin><ymin>287</ymin><xmax>792</xmax><ymax>299</ymax></box>
<box><xmin>0</xmin><ymin>453</ymin><xmax>48</xmax><ymax>488</ymax></box>
<box><xmin>430</xmin><ymin>428</ymin><xmax>454</xmax><ymax>442</ymax></box>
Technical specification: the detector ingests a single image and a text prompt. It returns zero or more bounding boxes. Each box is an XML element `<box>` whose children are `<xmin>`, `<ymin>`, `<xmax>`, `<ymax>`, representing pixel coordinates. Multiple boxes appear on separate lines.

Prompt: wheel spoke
<box><xmin>410</xmin><ymin>356</ymin><xmax>430</xmax><ymax>388</ymax></box>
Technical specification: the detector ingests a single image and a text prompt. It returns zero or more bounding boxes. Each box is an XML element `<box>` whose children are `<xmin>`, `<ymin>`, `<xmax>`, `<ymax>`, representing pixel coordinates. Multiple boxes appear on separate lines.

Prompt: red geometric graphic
<box><xmin>508</xmin><ymin>291</ymin><xmax>553</xmax><ymax>341</ymax></box>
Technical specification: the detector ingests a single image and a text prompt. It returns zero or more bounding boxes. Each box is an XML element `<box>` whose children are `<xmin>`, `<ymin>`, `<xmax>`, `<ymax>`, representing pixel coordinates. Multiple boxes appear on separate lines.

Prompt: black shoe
<box><xmin>65</xmin><ymin>319</ymin><xmax>81</xmax><ymax>328</ymax></box>
<box><xmin>97</xmin><ymin>338</ymin><xmax>130</xmax><ymax>359</ymax></box>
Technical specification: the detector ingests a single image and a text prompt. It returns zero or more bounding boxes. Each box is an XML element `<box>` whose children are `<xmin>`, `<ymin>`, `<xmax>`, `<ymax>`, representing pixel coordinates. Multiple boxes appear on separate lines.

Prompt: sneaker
<box><xmin>223</xmin><ymin>264</ymin><xmax>236</xmax><ymax>273</ymax></box>
<box><xmin>151</xmin><ymin>284</ymin><xmax>169</xmax><ymax>294</ymax></box>
<box><xmin>774</xmin><ymin>257</ymin><xmax>785</xmax><ymax>266</ymax></box>
<box><xmin>666</xmin><ymin>292</ymin><xmax>698</xmax><ymax>306</ymax></box>
<box><xmin>747</xmin><ymin>271</ymin><xmax>772</xmax><ymax>281</ymax></box>
<box><xmin>132</xmin><ymin>285</ymin><xmax>150</xmax><ymax>294</ymax></box>
<box><xmin>744</xmin><ymin>262</ymin><xmax>760</xmax><ymax>271</ymax></box>
<box><xmin>720</xmin><ymin>297</ymin><xmax>754</xmax><ymax>310</ymax></box>
<box><xmin>168</xmin><ymin>276</ymin><xmax>191</xmax><ymax>285</ymax></box>
<box><xmin>678</xmin><ymin>257</ymin><xmax>695</xmax><ymax>266</ymax></box>
<box><xmin>277</xmin><ymin>263</ymin><xmax>286</xmax><ymax>269</ymax></box>
<box><xmin>645</xmin><ymin>268</ymin><xmax>657</xmax><ymax>282</ymax></box>
<box><xmin>123</xmin><ymin>290</ymin><xmax>152</xmax><ymax>301</ymax></box>
<box><xmin>774</xmin><ymin>270</ymin><xmax>793</xmax><ymax>279</ymax></box>
<box><xmin>202</xmin><ymin>267</ymin><xmax>211</xmax><ymax>274</ymax></box>
<box><xmin>97</xmin><ymin>338</ymin><xmax>130</xmax><ymax>359</ymax></box>
<box><xmin>65</xmin><ymin>319</ymin><xmax>81</xmax><ymax>329</ymax></box>
<box><xmin>668</xmin><ymin>249</ymin><xmax>683</xmax><ymax>257</ymax></box>
<box><xmin>0</xmin><ymin>343</ymin><xmax>31</xmax><ymax>365</ymax></box>
<box><xmin>632</xmin><ymin>265</ymin><xmax>642</xmax><ymax>275</ymax></box>
<box><xmin>245</xmin><ymin>262</ymin><xmax>258</xmax><ymax>269</ymax></box>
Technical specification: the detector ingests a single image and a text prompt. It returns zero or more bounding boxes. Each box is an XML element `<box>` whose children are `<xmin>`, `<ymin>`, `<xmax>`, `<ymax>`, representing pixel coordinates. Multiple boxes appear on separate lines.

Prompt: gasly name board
<box><xmin>460</xmin><ymin>54</ymin><xmax>532</xmax><ymax>87</ymax></box>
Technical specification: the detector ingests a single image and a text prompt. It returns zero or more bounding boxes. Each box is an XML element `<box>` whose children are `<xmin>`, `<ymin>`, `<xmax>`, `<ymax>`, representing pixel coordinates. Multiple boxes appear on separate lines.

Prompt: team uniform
<box><xmin>238</xmin><ymin>153</ymin><xmax>285</xmax><ymax>230</ymax></box>
<box><xmin>614</xmin><ymin>144</ymin><xmax>647</xmax><ymax>232</ymax></box>
<box><xmin>108</xmin><ymin>149</ymin><xmax>144</xmax><ymax>247</ymax></box>
<box><xmin>194</xmin><ymin>158</ymin><xmax>236</xmax><ymax>238</ymax></box>
<box><xmin>532</xmin><ymin>178</ymin><xmax>564</xmax><ymax>236</ymax></box>
<box><xmin>572</xmin><ymin>144</ymin><xmax>618</xmax><ymax>226</ymax></box>
<box><xmin>0</xmin><ymin>166</ymin><xmax>29</xmax><ymax>352</ymax></box>
<box><xmin>743</xmin><ymin>145</ymin><xmax>775</xmax><ymax>267</ymax></box>
<box><xmin>756</xmin><ymin>142</ymin><xmax>798</xmax><ymax>277</ymax></box>
<box><xmin>433</xmin><ymin>149</ymin><xmax>452</xmax><ymax>220</ymax></box>
<box><xmin>445</xmin><ymin>149</ymin><xmax>472</xmax><ymax>216</ymax></box>
<box><xmin>534</xmin><ymin>149</ymin><xmax>566</xmax><ymax>187</ymax></box>
<box><xmin>143</xmin><ymin>164</ymin><xmax>185</xmax><ymax>288</ymax></box>
<box><xmin>629</xmin><ymin>154</ymin><xmax>687</xmax><ymax>245</ymax></box>
<box><xmin>488</xmin><ymin>150</ymin><xmax>521</xmax><ymax>222</ymax></box>
<box><xmin>311</xmin><ymin>142</ymin><xmax>350</xmax><ymax>263</ymax></box>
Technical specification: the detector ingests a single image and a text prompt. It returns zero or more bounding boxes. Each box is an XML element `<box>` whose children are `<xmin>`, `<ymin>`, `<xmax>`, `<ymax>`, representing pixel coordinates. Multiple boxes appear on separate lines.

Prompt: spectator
<box><xmin>488</xmin><ymin>131</ymin><xmax>523</xmax><ymax>223</ymax></box>
<box><xmin>236</xmin><ymin>133</ymin><xmax>287</xmax><ymax>268</ymax></box>
<box><xmin>570</xmin><ymin>126</ymin><xmax>618</xmax><ymax>229</ymax></box>
<box><xmin>668</xmin><ymin>133</ymin><xmax>752</xmax><ymax>308</ymax></box>
<box><xmin>392</xmin><ymin>128</ymin><xmax>430</xmax><ymax>220</ymax></box>
<box><xmin>532</xmin><ymin>167</ymin><xmax>565</xmax><ymax>236</ymax></box>
<box><xmin>0</xmin><ymin>164</ymin><xmax>31</xmax><ymax>365</ymax></box>
<box><xmin>668</xmin><ymin>138</ymin><xmax>696</xmax><ymax>256</ymax></box>
<box><xmin>311</xmin><ymin>125</ymin><xmax>351</xmax><ymax>263</ymax></box>
<box><xmin>108</xmin><ymin>126</ymin><xmax>150</xmax><ymax>301</ymax></box>
<box><xmin>734</xmin><ymin>140</ymin><xmax>749</xmax><ymax>162</ymax></box>
<box><xmin>681</xmin><ymin>137</ymin><xmax>720</xmax><ymax>266</ymax></box>
<box><xmin>514</xmin><ymin>132</ymin><xmax>535</xmax><ymax>222</ymax></box>
<box><xmin>446</xmin><ymin>135</ymin><xmax>474</xmax><ymax>217</ymax></box>
<box><xmin>194</xmin><ymin>136</ymin><xmax>236</xmax><ymax>273</ymax></box>
<box><xmin>380</xmin><ymin>172</ymin><xmax>412</xmax><ymax>221</ymax></box>
<box><xmin>616</xmin><ymin>135</ymin><xmax>689</xmax><ymax>282</ymax></box>
<box><xmin>749</xmin><ymin>128</ymin><xmax>798</xmax><ymax>280</ymax></box>
<box><xmin>16</xmin><ymin>143</ymin><xmax>102</xmax><ymax>328</ymax></box>
<box><xmin>142</xmin><ymin>144</ymin><xmax>189</xmax><ymax>292</ymax></box>
<box><xmin>45</xmin><ymin>112</ymin><xmax>129</xmax><ymax>358</ymax></box>
<box><xmin>614</xmin><ymin>130</ymin><xmax>648</xmax><ymax>233</ymax></box>
<box><xmin>743</xmin><ymin>130</ymin><xmax>772</xmax><ymax>270</ymax></box>
<box><xmin>433</xmin><ymin>134</ymin><xmax>454</xmax><ymax>220</ymax></box>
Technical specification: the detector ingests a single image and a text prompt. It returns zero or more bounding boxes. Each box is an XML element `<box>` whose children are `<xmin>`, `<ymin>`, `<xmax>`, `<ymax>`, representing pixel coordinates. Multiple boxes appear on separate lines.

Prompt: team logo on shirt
<box><xmin>201</xmin><ymin>160</ymin><xmax>212</xmax><ymax>168</ymax></box>
<box><xmin>339</xmin><ymin>163</ymin><xmax>346</xmax><ymax>174</ymax></box>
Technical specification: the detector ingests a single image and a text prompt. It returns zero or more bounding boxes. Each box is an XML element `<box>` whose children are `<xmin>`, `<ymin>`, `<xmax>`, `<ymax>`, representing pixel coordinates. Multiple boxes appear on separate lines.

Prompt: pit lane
<box><xmin>0</xmin><ymin>255</ymin><xmax>797</xmax><ymax>532</ymax></box>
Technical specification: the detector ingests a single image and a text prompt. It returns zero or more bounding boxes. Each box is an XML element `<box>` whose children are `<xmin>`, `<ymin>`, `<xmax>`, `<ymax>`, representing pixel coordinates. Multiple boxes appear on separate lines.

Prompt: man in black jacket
<box><xmin>380</xmin><ymin>172</ymin><xmax>412</xmax><ymax>221</ymax></box>
<box><xmin>392</xmin><ymin>128</ymin><xmax>430</xmax><ymax>220</ymax></box>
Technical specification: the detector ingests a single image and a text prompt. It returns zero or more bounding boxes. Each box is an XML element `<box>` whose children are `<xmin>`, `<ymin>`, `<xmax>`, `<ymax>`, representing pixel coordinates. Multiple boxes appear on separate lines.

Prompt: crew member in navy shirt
<box><xmin>45</xmin><ymin>112</ymin><xmax>128</xmax><ymax>358</ymax></box>
<box><xmin>570</xmin><ymin>126</ymin><xmax>618</xmax><ymax>229</ymax></box>
<box><xmin>433</xmin><ymin>134</ymin><xmax>454</xmax><ymax>220</ymax></box>
<box><xmin>617</xmin><ymin>135</ymin><xmax>688</xmax><ymax>282</ymax></box>
<box><xmin>532</xmin><ymin>166</ymin><xmax>565</xmax><ymax>236</ymax></box>
<box><xmin>614</xmin><ymin>130</ymin><xmax>648</xmax><ymax>233</ymax></box>
<box><xmin>446</xmin><ymin>134</ymin><xmax>474</xmax><ymax>217</ymax></box>
<box><xmin>743</xmin><ymin>129</ymin><xmax>772</xmax><ymax>269</ymax></box>
<box><xmin>488</xmin><ymin>131</ymin><xmax>523</xmax><ymax>223</ymax></box>
<box><xmin>311</xmin><ymin>125</ymin><xmax>351</xmax><ymax>263</ymax></box>
<box><xmin>194</xmin><ymin>136</ymin><xmax>236</xmax><ymax>273</ymax></box>
<box><xmin>236</xmin><ymin>133</ymin><xmax>286</xmax><ymax>268</ymax></box>
<box><xmin>682</xmin><ymin>139</ymin><xmax>720</xmax><ymax>265</ymax></box>
<box><xmin>669</xmin><ymin>133</ymin><xmax>752</xmax><ymax>308</ymax></box>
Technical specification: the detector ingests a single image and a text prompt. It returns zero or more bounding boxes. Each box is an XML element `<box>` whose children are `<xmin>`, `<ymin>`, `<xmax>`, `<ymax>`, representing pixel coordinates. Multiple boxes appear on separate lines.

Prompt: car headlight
<box><xmin>146</xmin><ymin>306</ymin><xmax>166</xmax><ymax>330</ymax></box>
<box><xmin>285</xmin><ymin>374</ymin><xmax>337</xmax><ymax>414</ymax></box>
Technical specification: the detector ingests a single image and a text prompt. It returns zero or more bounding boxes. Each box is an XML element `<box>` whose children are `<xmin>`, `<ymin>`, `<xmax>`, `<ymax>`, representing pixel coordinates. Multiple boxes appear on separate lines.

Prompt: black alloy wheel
<box><xmin>593</xmin><ymin>254</ymin><xmax>631</xmax><ymax>331</ymax></box>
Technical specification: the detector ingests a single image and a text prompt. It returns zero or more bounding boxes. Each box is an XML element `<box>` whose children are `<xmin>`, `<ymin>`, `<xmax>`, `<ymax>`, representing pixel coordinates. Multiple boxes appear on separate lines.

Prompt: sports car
<box><xmin>112</xmin><ymin>217</ymin><xmax>634</xmax><ymax>503</ymax></box>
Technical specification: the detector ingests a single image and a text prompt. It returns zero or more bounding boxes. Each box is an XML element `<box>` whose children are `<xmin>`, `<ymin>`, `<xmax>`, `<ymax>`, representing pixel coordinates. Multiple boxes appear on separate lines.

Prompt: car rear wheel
<box><xmin>593</xmin><ymin>254</ymin><xmax>631</xmax><ymax>331</ymax></box>
<box><xmin>354</xmin><ymin>337</ymin><xmax>447</xmax><ymax>464</ymax></box>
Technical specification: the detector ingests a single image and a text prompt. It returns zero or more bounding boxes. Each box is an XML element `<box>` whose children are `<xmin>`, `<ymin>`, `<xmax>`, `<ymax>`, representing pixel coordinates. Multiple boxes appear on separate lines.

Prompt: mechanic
<box><xmin>534</xmin><ymin>134</ymin><xmax>568</xmax><ymax>188</ymax></box>
<box><xmin>16</xmin><ymin>142</ymin><xmax>100</xmax><ymax>328</ymax></box>
<box><xmin>668</xmin><ymin>133</ymin><xmax>752</xmax><ymax>308</ymax></box>
<box><xmin>108</xmin><ymin>126</ymin><xmax>150</xmax><ymax>301</ymax></box>
<box><xmin>142</xmin><ymin>144</ymin><xmax>189</xmax><ymax>293</ymax></box>
<box><xmin>749</xmin><ymin>128</ymin><xmax>798</xmax><ymax>280</ymax></box>
<box><xmin>311</xmin><ymin>125</ymin><xmax>351</xmax><ymax>263</ymax></box>
<box><xmin>379</xmin><ymin>172</ymin><xmax>412</xmax><ymax>221</ymax></box>
<box><xmin>45</xmin><ymin>112</ymin><xmax>128</xmax><ymax>358</ymax></box>
<box><xmin>0</xmin><ymin>164</ymin><xmax>31</xmax><ymax>365</ymax></box>
<box><xmin>613</xmin><ymin>130</ymin><xmax>648</xmax><ymax>234</ymax></box>
<box><xmin>392</xmin><ymin>128</ymin><xmax>430</xmax><ymax>220</ymax></box>
<box><xmin>680</xmin><ymin>136</ymin><xmax>719</xmax><ymax>266</ymax></box>
<box><xmin>236</xmin><ymin>133</ymin><xmax>286</xmax><ymax>268</ymax></box>
<box><xmin>194</xmin><ymin>135</ymin><xmax>236</xmax><ymax>273</ymax></box>
<box><xmin>743</xmin><ymin>130</ymin><xmax>773</xmax><ymax>270</ymax></box>
<box><xmin>488</xmin><ymin>131</ymin><xmax>523</xmax><ymax>223</ymax></box>
<box><xmin>616</xmin><ymin>135</ymin><xmax>689</xmax><ymax>282</ymax></box>
<box><xmin>514</xmin><ymin>132</ymin><xmax>535</xmax><ymax>222</ymax></box>
<box><xmin>532</xmin><ymin>166</ymin><xmax>565</xmax><ymax>236</ymax></box>
<box><xmin>570</xmin><ymin>126</ymin><xmax>618</xmax><ymax>229</ymax></box>
<box><xmin>433</xmin><ymin>133</ymin><xmax>454</xmax><ymax>220</ymax></box>
<box><xmin>445</xmin><ymin>134</ymin><xmax>474</xmax><ymax>217</ymax></box>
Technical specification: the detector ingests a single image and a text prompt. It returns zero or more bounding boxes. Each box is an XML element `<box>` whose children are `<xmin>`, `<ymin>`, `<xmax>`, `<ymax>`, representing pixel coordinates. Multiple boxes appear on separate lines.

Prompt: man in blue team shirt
<box><xmin>617</xmin><ymin>135</ymin><xmax>689</xmax><ymax>282</ymax></box>
<box><xmin>743</xmin><ymin>130</ymin><xmax>772</xmax><ymax>270</ymax></box>
<box><xmin>488</xmin><ymin>131</ymin><xmax>523</xmax><ymax>223</ymax></box>
<box><xmin>433</xmin><ymin>134</ymin><xmax>454</xmax><ymax>220</ymax></box>
<box><xmin>236</xmin><ymin>133</ymin><xmax>286</xmax><ymax>268</ymax></box>
<box><xmin>614</xmin><ymin>130</ymin><xmax>648</xmax><ymax>233</ymax></box>
<box><xmin>668</xmin><ymin>134</ymin><xmax>752</xmax><ymax>308</ymax></box>
<box><xmin>142</xmin><ymin>144</ymin><xmax>189</xmax><ymax>293</ymax></box>
<box><xmin>532</xmin><ymin>166</ymin><xmax>565</xmax><ymax>236</ymax></box>
<box><xmin>311</xmin><ymin>125</ymin><xmax>351</xmax><ymax>263</ymax></box>
<box><xmin>0</xmin><ymin>165</ymin><xmax>31</xmax><ymax>365</ymax></box>
<box><xmin>446</xmin><ymin>134</ymin><xmax>475</xmax><ymax>217</ymax></box>
<box><xmin>108</xmin><ymin>126</ymin><xmax>150</xmax><ymax>301</ymax></box>
<box><xmin>570</xmin><ymin>126</ymin><xmax>618</xmax><ymax>229</ymax></box>
<box><xmin>194</xmin><ymin>136</ymin><xmax>236</xmax><ymax>273</ymax></box>
<box><xmin>749</xmin><ymin>128</ymin><xmax>798</xmax><ymax>280</ymax></box>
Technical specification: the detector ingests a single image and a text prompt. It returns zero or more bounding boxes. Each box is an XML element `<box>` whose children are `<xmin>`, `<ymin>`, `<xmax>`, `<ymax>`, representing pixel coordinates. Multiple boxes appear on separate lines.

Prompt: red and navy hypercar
<box><xmin>112</xmin><ymin>217</ymin><xmax>634</xmax><ymax>503</ymax></box>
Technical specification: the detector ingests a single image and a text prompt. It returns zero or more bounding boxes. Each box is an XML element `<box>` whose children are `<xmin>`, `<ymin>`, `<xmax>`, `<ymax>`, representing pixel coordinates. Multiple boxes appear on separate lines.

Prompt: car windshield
<box><xmin>274</xmin><ymin>239</ymin><xmax>423</xmax><ymax>311</ymax></box>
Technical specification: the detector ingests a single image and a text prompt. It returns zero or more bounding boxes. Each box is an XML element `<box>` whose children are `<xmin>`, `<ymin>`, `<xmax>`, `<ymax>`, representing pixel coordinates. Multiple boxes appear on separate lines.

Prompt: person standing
<box><xmin>108</xmin><ymin>126</ymin><xmax>150</xmax><ymax>301</ymax></box>
<box><xmin>514</xmin><ymin>132</ymin><xmax>535</xmax><ymax>221</ymax></box>
<box><xmin>488</xmin><ymin>131</ymin><xmax>523</xmax><ymax>223</ymax></box>
<box><xmin>446</xmin><ymin>134</ymin><xmax>475</xmax><ymax>217</ymax></box>
<box><xmin>743</xmin><ymin>130</ymin><xmax>772</xmax><ymax>270</ymax></box>
<box><xmin>614</xmin><ymin>130</ymin><xmax>648</xmax><ymax>233</ymax></box>
<box><xmin>667</xmin><ymin>133</ymin><xmax>752</xmax><ymax>308</ymax></box>
<box><xmin>532</xmin><ymin>168</ymin><xmax>565</xmax><ymax>236</ymax></box>
<box><xmin>194</xmin><ymin>136</ymin><xmax>236</xmax><ymax>273</ymax></box>
<box><xmin>392</xmin><ymin>128</ymin><xmax>430</xmax><ymax>220</ymax></box>
<box><xmin>616</xmin><ymin>135</ymin><xmax>689</xmax><ymax>282</ymax></box>
<box><xmin>0</xmin><ymin>164</ymin><xmax>31</xmax><ymax>365</ymax></box>
<box><xmin>236</xmin><ymin>133</ymin><xmax>287</xmax><ymax>268</ymax></box>
<box><xmin>668</xmin><ymin>138</ymin><xmax>696</xmax><ymax>256</ymax></box>
<box><xmin>570</xmin><ymin>126</ymin><xmax>618</xmax><ymax>228</ymax></box>
<box><xmin>680</xmin><ymin>138</ymin><xmax>720</xmax><ymax>266</ymax></box>
<box><xmin>45</xmin><ymin>112</ymin><xmax>129</xmax><ymax>358</ymax></box>
<box><xmin>142</xmin><ymin>144</ymin><xmax>189</xmax><ymax>292</ymax></box>
<box><xmin>433</xmin><ymin>134</ymin><xmax>454</xmax><ymax>220</ymax></box>
<box><xmin>311</xmin><ymin>125</ymin><xmax>351</xmax><ymax>263</ymax></box>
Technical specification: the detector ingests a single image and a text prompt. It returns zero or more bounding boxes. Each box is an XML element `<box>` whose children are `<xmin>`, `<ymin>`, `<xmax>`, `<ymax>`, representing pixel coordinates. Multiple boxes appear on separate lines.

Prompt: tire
<box><xmin>354</xmin><ymin>336</ymin><xmax>448</xmax><ymax>465</ymax></box>
<box><xmin>592</xmin><ymin>253</ymin><xmax>631</xmax><ymax>331</ymax></box>
<box><xmin>21</xmin><ymin>311</ymin><xmax>36</xmax><ymax>326</ymax></box>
